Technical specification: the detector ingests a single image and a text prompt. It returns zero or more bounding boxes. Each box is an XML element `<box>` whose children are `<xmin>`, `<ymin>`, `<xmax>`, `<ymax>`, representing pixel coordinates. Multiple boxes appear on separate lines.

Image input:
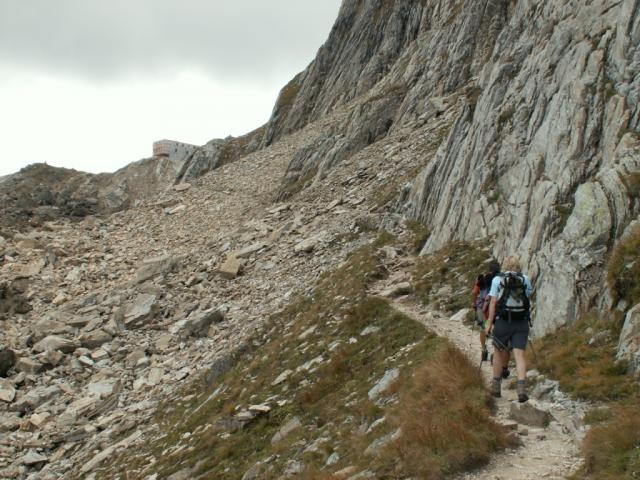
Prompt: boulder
<box><xmin>380</xmin><ymin>282</ymin><xmax>413</xmax><ymax>298</ymax></box>
<box><xmin>33</xmin><ymin>335</ymin><xmax>79</xmax><ymax>354</ymax></box>
<box><xmin>33</xmin><ymin>317</ymin><xmax>68</xmax><ymax>339</ymax></box>
<box><xmin>617</xmin><ymin>303</ymin><xmax>640</xmax><ymax>375</ymax></box>
<box><xmin>40</xmin><ymin>349</ymin><xmax>65</xmax><ymax>367</ymax></box>
<box><xmin>155</xmin><ymin>334</ymin><xmax>173</xmax><ymax>351</ymax></box>
<box><xmin>12</xmin><ymin>385</ymin><xmax>61</xmax><ymax>412</ymax></box>
<box><xmin>271</xmin><ymin>416</ymin><xmax>302</xmax><ymax>444</ymax></box>
<box><xmin>180</xmin><ymin>309</ymin><xmax>224</xmax><ymax>338</ymax></box>
<box><xmin>235</xmin><ymin>242</ymin><xmax>268</xmax><ymax>258</ymax></box>
<box><xmin>451</xmin><ymin>308</ymin><xmax>472</xmax><ymax>323</ymax></box>
<box><xmin>294</xmin><ymin>237</ymin><xmax>318</xmax><ymax>253</ymax></box>
<box><xmin>0</xmin><ymin>348</ymin><xmax>16</xmax><ymax>377</ymax></box>
<box><xmin>0</xmin><ymin>378</ymin><xmax>16</xmax><ymax>402</ymax></box>
<box><xmin>509</xmin><ymin>401</ymin><xmax>551</xmax><ymax>427</ymax></box>
<box><xmin>218</xmin><ymin>255</ymin><xmax>242</xmax><ymax>279</ymax></box>
<box><xmin>368</xmin><ymin>368</ymin><xmax>400</xmax><ymax>401</ymax></box>
<box><xmin>173</xmin><ymin>182</ymin><xmax>192</xmax><ymax>192</ymax></box>
<box><xmin>79</xmin><ymin>329</ymin><xmax>113</xmax><ymax>349</ymax></box>
<box><xmin>15</xmin><ymin>357</ymin><xmax>44</xmax><ymax>374</ymax></box>
<box><xmin>20</xmin><ymin>451</ymin><xmax>48</xmax><ymax>466</ymax></box>
<box><xmin>135</xmin><ymin>255</ymin><xmax>180</xmax><ymax>284</ymax></box>
<box><xmin>124</xmin><ymin>294</ymin><xmax>158</xmax><ymax>329</ymax></box>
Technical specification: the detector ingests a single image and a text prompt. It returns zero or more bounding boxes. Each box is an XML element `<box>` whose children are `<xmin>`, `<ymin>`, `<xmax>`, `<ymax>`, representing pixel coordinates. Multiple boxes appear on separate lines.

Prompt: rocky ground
<box><xmin>0</xmin><ymin>100</ymin><xmax>464</xmax><ymax>478</ymax></box>
<box><xmin>370</xmin><ymin>271</ymin><xmax>586</xmax><ymax>480</ymax></box>
<box><xmin>1</xmin><ymin>103</ymin><xmax>589</xmax><ymax>479</ymax></box>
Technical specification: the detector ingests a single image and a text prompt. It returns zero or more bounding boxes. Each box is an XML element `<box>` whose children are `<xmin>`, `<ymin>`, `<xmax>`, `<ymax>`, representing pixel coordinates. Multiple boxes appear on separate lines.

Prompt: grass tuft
<box><xmin>576</xmin><ymin>400</ymin><xmax>640</xmax><ymax>480</ymax></box>
<box><xmin>412</xmin><ymin>241</ymin><xmax>492</xmax><ymax>313</ymax></box>
<box><xmin>532</xmin><ymin>311</ymin><xmax>638</xmax><ymax>401</ymax></box>
<box><xmin>380</xmin><ymin>343</ymin><xmax>510</xmax><ymax>479</ymax></box>
<box><xmin>607</xmin><ymin>225</ymin><xmax>640</xmax><ymax>307</ymax></box>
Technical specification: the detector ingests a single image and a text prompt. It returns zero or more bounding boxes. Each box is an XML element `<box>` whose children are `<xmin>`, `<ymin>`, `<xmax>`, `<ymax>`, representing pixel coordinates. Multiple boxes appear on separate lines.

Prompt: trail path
<box><xmin>370</xmin><ymin>261</ymin><xmax>584</xmax><ymax>480</ymax></box>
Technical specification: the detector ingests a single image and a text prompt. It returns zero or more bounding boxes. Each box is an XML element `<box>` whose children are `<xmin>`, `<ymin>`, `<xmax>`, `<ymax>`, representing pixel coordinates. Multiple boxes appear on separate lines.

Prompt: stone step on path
<box><xmin>369</xmin><ymin>274</ymin><xmax>583</xmax><ymax>480</ymax></box>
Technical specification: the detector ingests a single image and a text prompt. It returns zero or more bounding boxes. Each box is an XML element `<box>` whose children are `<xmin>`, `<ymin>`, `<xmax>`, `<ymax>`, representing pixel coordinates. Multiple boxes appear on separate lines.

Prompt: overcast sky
<box><xmin>0</xmin><ymin>0</ymin><xmax>342</xmax><ymax>176</ymax></box>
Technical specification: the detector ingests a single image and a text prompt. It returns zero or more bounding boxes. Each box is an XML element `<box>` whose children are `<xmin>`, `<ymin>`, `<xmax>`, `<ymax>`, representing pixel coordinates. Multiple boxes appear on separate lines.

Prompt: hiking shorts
<box><xmin>492</xmin><ymin>316</ymin><xmax>529</xmax><ymax>351</ymax></box>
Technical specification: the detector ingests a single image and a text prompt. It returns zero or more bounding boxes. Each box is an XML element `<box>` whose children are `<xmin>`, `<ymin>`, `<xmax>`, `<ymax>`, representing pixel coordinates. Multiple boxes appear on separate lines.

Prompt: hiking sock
<box><xmin>491</xmin><ymin>377</ymin><xmax>502</xmax><ymax>398</ymax></box>
<box><xmin>517</xmin><ymin>380</ymin><xmax>528</xmax><ymax>403</ymax></box>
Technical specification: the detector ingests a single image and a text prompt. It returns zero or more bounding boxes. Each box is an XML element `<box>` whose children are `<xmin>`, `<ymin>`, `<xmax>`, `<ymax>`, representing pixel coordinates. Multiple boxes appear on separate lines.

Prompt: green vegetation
<box><xmin>412</xmin><ymin>240</ymin><xmax>492</xmax><ymax>313</ymax></box>
<box><xmin>575</xmin><ymin>400</ymin><xmax>640</xmax><ymax>480</ymax></box>
<box><xmin>607</xmin><ymin>224</ymin><xmax>640</xmax><ymax>308</ymax></box>
<box><xmin>554</xmin><ymin>202</ymin><xmax>574</xmax><ymax>233</ymax></box>
<box><xmin>381</xmin><ymin>342</ymin><xmax>510</xmax><ymax>479</ymax></box>
<box><xmin>98</xmin><ymin>234</ymin><xmax>507</xmax><ymax>479</ymax></box>
<box><xmin>622</xmin><ymin>171</ymin><xmax>640</xmax><ymax>197</ymax></box>
<box><xmin>406</xmin><ymin>219</ymin><xmax>430</xmax><ymax>254</ymax></box>
<box><xmin>497</xmin><ymin>105</ymin><xmax>517</xmax><ymax>128</ymax></box>
<box><xmin>532</xmin><ymin>311</ymin><xmax>637</xmax><ymax>401</ymax></box>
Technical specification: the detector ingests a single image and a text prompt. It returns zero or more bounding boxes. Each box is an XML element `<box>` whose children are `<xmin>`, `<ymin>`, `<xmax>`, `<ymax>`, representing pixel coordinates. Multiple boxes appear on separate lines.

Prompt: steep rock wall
<box><xmin>263</xmin><ymin>0</ymin><xmax>640</xmax><ymax>335</ymax></box>
<box><xmin>402</xmin><ymin>0</ymin><xmax>640</xmax><ymax>334</ymax></box>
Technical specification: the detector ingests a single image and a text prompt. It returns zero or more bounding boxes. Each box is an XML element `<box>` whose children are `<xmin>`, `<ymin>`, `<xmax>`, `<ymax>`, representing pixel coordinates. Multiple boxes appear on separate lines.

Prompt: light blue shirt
<box><xmin>488</xmin><ymin>272</ymin><xmax>533</xmax><ymax>299</ymax></box>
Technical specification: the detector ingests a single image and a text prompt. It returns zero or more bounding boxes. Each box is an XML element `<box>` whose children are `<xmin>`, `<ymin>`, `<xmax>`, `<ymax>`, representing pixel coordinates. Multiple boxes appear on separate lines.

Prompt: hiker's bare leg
<box><xmin>480</xmin><ymin>330</ymin><xmax>486</xmax><ymax>349</ymax></box>
<box><xmin>513</xmin><ymin>348</ymin><xmax>526</xmax><ymax>381</ymax></box>
<box><xmin>492</xmin><ymin>348</ymin><xmax>508</xmax><ymax>379</ymax></box>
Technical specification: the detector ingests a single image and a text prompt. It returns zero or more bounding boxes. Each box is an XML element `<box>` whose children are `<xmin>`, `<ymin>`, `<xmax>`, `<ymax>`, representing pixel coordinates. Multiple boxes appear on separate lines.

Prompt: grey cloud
<box><xmin>0</xmin><ymin>0</ymin><xmax>342</xmax><ymax>82</ymax></box>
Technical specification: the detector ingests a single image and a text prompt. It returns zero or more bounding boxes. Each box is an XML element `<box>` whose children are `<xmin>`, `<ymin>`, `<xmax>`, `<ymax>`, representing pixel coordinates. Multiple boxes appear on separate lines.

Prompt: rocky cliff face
<box><xmin>263</xmin><ymin>0</ymin><xmax>640</xmax><ymax>335</ymax></box>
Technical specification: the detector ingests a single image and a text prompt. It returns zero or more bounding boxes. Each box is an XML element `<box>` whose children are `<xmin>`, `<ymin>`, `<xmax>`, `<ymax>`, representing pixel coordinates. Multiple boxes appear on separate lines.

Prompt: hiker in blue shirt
<box><xmin>485</xmin><ymin>255</ymin><xmax>533</xmax><ymax>402</ymax></box>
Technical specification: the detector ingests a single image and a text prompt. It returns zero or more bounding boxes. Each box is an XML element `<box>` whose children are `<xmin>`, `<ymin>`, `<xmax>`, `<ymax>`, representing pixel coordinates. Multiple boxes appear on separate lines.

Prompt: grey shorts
<box><xmin>492</xmin><ymin>316</ymin><xmax>529</xmax><ymax>350</ymax></box>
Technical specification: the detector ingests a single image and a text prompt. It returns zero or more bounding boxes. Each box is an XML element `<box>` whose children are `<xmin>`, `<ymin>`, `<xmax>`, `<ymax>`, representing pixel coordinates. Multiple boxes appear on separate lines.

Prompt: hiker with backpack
<box><xmin>484</xmin><ymin>256</ymin><xmax>533</xmax><ymax>402</ymax></box>
<box><xmin>471</xmin><ymin>260</ymin><xmax>500</xmax><ymax>363</ymax></box>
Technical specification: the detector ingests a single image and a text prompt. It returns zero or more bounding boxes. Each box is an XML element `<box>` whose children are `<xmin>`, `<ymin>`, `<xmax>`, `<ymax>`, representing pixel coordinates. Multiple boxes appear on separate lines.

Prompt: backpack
<box><xmin>497</xmin><ymin>272</ymin><xmax>530</xmax><ymax>322</ymax></box>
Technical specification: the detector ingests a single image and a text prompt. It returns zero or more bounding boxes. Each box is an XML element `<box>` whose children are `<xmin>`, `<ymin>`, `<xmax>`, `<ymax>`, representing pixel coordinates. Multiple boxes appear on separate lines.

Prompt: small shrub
<box><xmin>412</xmin><ymin>241</ymin><xmax>492</xmax><ymax>312</ymax></box>
<box><xmin>555</xmin><ymin>203</ymin><xmax>574</xmax><ymax>233</ymax></box>
<box><xmin>607</xmin><ymin>225</ymin><xmax>640</xmax><ymax>307</ymax></box>
<box><xmin>622</xmin><ymin>171</ymin><xmax>640</xmax><ymax>198</ymax></box>
<box><xmin>576</xmin><ymin>400</ymin><xmax>640</xmax><ymax>479</ymax></box>
<box><xmin>532</xmin><ymin>311</ymin><xmax>638</xmax><ymax>401</ymax></box>
<box><xmin>406</xmin><ymin>220</ymin><xmax>430</xmax><ymax>253</ymax></box>
<box><xmin>379</xmin><ymin>343</ymin><xmax>510</xmax><ymax>479</ymax></box>
<box><xmin>497</xmin><ymin>106</ymin><xmax>516</xmax><ymax>128</ymax></box>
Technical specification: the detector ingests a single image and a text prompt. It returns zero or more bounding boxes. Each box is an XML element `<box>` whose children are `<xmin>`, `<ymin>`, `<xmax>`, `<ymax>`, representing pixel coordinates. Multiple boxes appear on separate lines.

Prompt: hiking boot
<box><xmin>491</xmin><ymin>378</ymin><xmax>501</xmax><ymax>398</ymax></box>
<box><xmin>517</xmin><ymin>381</ymin><xmax>528</xmax><ymax>403</ymax></box>
<box><xmin>481</xmin><ymin>348</ymin><xmax>488</xmax><ymax>362</ymax></box>
<box><xmin>501</xmin><ymin>366</ymin><xmax>510</xmax><ymax>379</ymax></box>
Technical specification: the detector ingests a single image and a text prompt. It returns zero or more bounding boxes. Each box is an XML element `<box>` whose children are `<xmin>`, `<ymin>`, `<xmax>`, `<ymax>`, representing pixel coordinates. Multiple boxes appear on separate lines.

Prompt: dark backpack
<box><xmin>497</xmin><ymin>272</ymin><xmax>530</xmax><ymax>321</ymax></box>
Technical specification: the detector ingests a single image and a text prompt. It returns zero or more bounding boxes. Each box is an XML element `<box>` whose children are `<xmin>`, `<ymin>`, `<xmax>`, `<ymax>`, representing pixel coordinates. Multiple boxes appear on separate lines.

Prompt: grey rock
<box><xmin>135</xmin><ymin>255</ymin><xmax>180</xmax><ymax>284</ymax></box>
<box><xmin>180</xmin><ymin>309</ymin><xmax>224</xmax><ymax>338</ymax></box>
<box><xmin>509</xmin><ymin>401</ymin><xmax>552</xmax><ymax>428</ymax></box>
<box><xmin>235</xmin><ymin>242</ymin><xmax>269</xmax><ymax>258</ymax></box>
<box><xmin>12</xmin><ymin>385</ymin><xmax>61</xmax><ymax>413</ymax></box>
<box><xmin>271</xmin><ymin>416</ymin><xmax>302</xmax><ymax>444</ymax></box>
<box><xmin>0</xmin><ymin>379</ymin><xmax>16</xmax><ymax>403</ymax></box>
<box><xmin>20</xmin><ymin>451</ymin><xmax>48</xmax><ymax>466</ymax></box>
<box><xmin>364</xmin><ymin>429</ymin><xmax>401</xmax><ymax>457</ymax></box>
<box><xmin>218</xmin><ymin>255</ymin><xmax>242</xmax><ymax>279</ymax></box>
<box><xmin>368</xmin><ymin>368</ymin><xmax>399</xmax><ymax>401</ymax></box>
<box><xmin>617</xmin><ymin>303</ymin><xmax>640</xmax><ymax>374</ymax></box>
<box><xmin>15</xmin><ymin>357</ymin><xmax>44</xmax><ymax>375</ymax></box>
<box><xmin>79</xmin><ymin>329</ymin><xmax>113</xmax><ymax>349</ymax></box>
<box><xmin>124</xmin><ymin>294</ymin><xmax>158</xmax><ymax>329</ymax></box>
<box><xmin>242</xmin><ymin>464</ymin><xmax>262</xmax><ymax>480</ymax></box>
<box><xmin>380</xmin><ymin>282</ymin><xmax>413</xmax><ymax>298</ymax></box>
<box><xmin>283</xmin><ymin>460</ymin><xmax>304</xmax><ymax>476</ymax></box>
<box><xmin>33</xmin><ymin>335</ymin><xmax>79</xmax><ymax>354</ymax></box>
